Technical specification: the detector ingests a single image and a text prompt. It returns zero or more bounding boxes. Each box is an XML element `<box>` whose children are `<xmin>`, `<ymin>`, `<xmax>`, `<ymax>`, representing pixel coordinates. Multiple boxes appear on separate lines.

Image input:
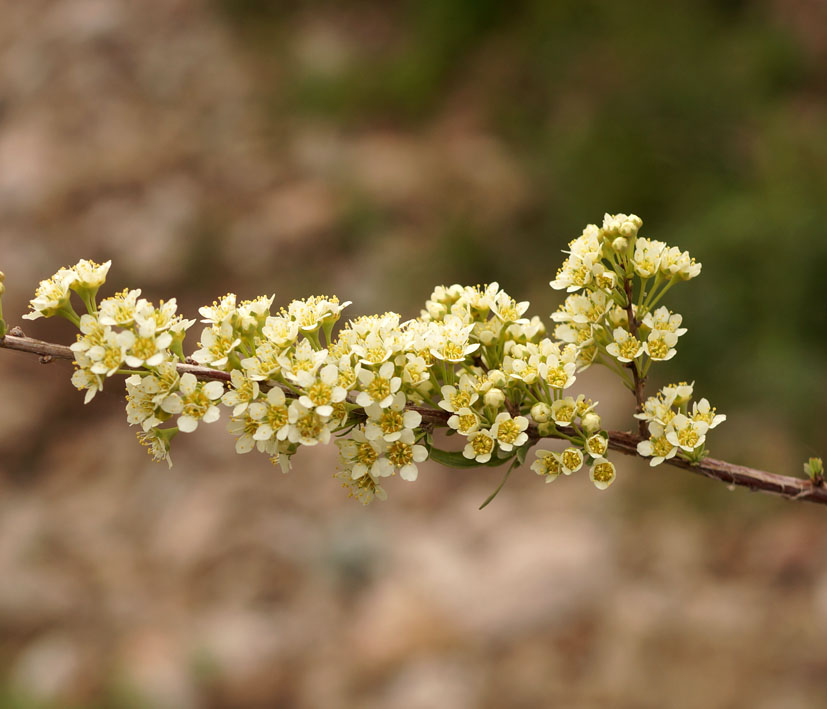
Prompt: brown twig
<box><xmin>2</xmin><ymin>331</ymin><xmax>825</xmax><ymax>506</ymax></box>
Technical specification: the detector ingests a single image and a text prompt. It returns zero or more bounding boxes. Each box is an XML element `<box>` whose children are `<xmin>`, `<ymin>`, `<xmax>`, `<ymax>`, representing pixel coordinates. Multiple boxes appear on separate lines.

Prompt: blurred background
<box><xmin>1</xmin><ymin>0</ymin><xmax>827</xmax><ymax>707</ymax></box>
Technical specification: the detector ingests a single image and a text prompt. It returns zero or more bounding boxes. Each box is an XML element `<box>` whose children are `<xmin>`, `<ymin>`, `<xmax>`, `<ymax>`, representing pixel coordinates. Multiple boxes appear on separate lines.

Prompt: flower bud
<box><xmin>484</xmin><ymin>388</ymin><xmax>505</xmax><ymax>408</ymax></box>
<box><xmin>531</xmin><ymin>402</ymin><xmax>551</xmax><ymax>423</ymax></box>
<box><xmin>487</xmin><ymin>369</ymin><xmax>506</xmax><ymax>387</ymax></box>
<box><xmin>581</xmin><ymin>412</ymin><xmax>601</xmax><ymax>434</ymax></box>
<box><xmin>612</xmin><ymin>237</ymin><xmax>628</xmax><ymax>252</ymax></box>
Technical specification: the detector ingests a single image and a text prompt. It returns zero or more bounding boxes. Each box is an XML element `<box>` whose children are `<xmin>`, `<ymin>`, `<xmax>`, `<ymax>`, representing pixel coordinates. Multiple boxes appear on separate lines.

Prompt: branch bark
<box><xmin>2</xmin><ymin>330</ymin><xmax>825</xmax><ymax>506</ymax></box>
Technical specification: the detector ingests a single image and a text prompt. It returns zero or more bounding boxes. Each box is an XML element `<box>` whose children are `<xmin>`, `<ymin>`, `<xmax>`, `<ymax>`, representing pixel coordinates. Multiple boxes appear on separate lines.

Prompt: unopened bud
<box><xmin>531</xmin><ymin>402</ymin><xmax>551</xmax><ymax>423</ymax></box>
<box><xmin>581</xmin><ymin>412</ymin><xmax>601</xmax><ymax>434</ymax></box>
<box><xmin>487</xmin><ymin>369</ymin><xmax>506</xmax><ymax>387</ymax></box>
<box><xmin>612</xmin><ymin>237</ymin><xmax>628</xmax><ymax>252</ymax></box>
<box><xmin>484</xmin><ymin>388</ymin><xmax>505</xmax><ymax>408</ymax></box>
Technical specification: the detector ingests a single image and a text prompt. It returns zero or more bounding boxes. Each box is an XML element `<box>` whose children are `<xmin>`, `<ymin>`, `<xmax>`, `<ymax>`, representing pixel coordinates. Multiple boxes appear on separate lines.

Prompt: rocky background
<box><xmin>1</xmin><ymin>1</ymin><xmax>827</xmax><ymax>707</ymax></box>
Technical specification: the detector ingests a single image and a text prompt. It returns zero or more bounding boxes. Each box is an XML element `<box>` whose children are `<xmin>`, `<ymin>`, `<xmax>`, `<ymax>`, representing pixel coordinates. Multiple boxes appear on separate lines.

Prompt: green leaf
<box><xmin>427</xmin><ymin>445</ymin><xmax>484</xmax><ymax>469</ymax></box>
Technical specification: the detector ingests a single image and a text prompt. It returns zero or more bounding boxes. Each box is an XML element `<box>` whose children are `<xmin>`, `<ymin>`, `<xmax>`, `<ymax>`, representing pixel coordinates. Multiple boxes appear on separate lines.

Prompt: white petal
<box><xmin>399</xmin><ymin>464</ymin><xmax>418</xmax><ymax>482</ymax></box>
<box><xmin>178</xmin><ymin>415</ymin><xmax>198</xmax><ymax>433</ymax></box>
<box><xmin>203</xmin><ymin>381</ymin><xmax>225</xmax><ymax>400</ymax></box>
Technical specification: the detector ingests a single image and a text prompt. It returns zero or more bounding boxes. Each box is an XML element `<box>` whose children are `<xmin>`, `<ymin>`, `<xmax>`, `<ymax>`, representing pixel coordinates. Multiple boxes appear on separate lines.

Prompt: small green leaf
<box><xmin>427</xmin><ymin>446</ymin><xmax>483</xmax><ymax>469</ymax></box>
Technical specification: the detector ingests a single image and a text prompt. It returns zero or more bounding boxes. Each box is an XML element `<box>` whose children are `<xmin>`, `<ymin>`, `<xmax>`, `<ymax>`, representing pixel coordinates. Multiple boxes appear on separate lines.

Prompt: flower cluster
<box><xmin>550</xmin><ymin>214</ymin><xmax>699</xmax><ymax>383</ymax></box>
<box><xmin>18</xmin><ymin>212</ymin><xmax>724</xmax><ymax>506</ymax></box>
<box><xmin>635</xmin><ymin>382</ymin><xmax>726</xmax><ymax>465</ymax></box>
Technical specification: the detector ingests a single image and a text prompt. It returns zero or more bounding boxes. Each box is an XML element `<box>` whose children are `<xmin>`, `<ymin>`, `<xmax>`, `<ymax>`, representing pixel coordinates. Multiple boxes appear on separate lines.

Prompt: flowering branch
<box><xmin>2</xmin><ymin>330</ymin><xmax>824</xmax><ymax>506</ymax></box>
<box><xmin>2</xmin><ymin>213</ymin><xmax>822</xmax><ymax>508</ymax></box>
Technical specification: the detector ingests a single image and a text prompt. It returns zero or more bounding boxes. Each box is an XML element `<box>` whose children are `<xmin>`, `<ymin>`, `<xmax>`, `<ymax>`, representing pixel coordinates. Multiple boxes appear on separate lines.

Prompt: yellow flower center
<box><xmin>593</xmin><ymin>462</ymin><xmax>614</xmax><ymax>483</ymax></box>
<box><xmin>562</xmin><ymin>449</ymin><xmax>582</xmax><ymax>470</ymax></box>
<box><xmin>307</xmin><ymin>381</ymin><xmax>332</xmax><ymax>406</ymax></box>
<box><xmin>457</xmin><ymin>413</ymin><xmax>477</xmax><ymax>433</ymax></box>
<box><xmin>554</xmin><ymin>405</ymin><xmax>575</xmax><ymax>423</ymax></box>
<box><xmin>450</xmin><ymin>391</ymin><xmax>472</xmax><ymax>410</ymax></box>
<box><xmin>131</xmin><ymin>336</ymin><xmax>158</xmax><ymax>361</ymax></box>
<box><xmin>497</xmin><ymin>419</ymin><xmax>521</xmax><ymax>444</ymax></box>
<box><xmin>677</xmin><ymin>428</ymin><xmax>699</xmax><ymax>448</ymax></box>
<box><xmin>355</xmin><ymin>442</ymin><xmax>377</xmax><ymax>466</ymax></box>
<box><xmin>546</xmin><ymin>366</ymin><xmax>568</xmax><ymax>389</ymax></box>
<box><xmin>387</xmin><ymin>441</ymin><xmax>414</xmax><ymax>467</ymax></box>
<box><xmin>296</xmin><ymin>412</ymin><xmax>323</xmax><ymax>439</ymax></box>
<box><xmin>618</xmin><ymin>336</ymin><xmax>641</xmax><ymax>359</ymax></box>
<box><xmin>652</xmin><ymin>436</ymin><xmax>674</xmax><ymax>457</ymax></box>
<box><xmin>442</xmin><ymin>343</ymin><xmax>464</xmax><ymax>361</ymax></box>
<box><xmin>647</xmin><ymin>338</ymin><xmax>669</xmax><ymax>360</ymax></box>
<box><xmin>267</xmin><ymin>406</ymin><xmax>288</xmax><ymax>430</ymax></box>
<box><xmin>471</xmin><ymin>433</ymin><xmax>494</xmax><ymax>456</ymax></box>
<box><xmin>366</xmin><ymin>376</ymin><xmax>391</xmax><ymax>402</ymax></box>
<box><xmin>379</xmin><ymin>410</ymin><xmax>404</xmax><ymax>434</ymax></box>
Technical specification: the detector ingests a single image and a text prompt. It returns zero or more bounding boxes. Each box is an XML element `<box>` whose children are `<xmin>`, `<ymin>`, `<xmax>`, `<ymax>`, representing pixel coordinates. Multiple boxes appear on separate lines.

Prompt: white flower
<box><xmin>665</xmin><ymin>414</ymin><xmax>709</xmax><ymax>452</ymax></box>
<box><xmin>70</xmin><ymin>314</ymin><xmax>108</xmax><ymax>355</ymax></box>
<box><xmin>70</xmin><ymin>259</ymin><xmax>111</xmax><ymax>292</ymax></box>
<box><xmin>660</xmin><ymin>381</ymin><xmax>694</xmax><ymax>405</ymax></box>
<box><xmin>161</xmin><ymin>372</ymin><xmax>224</xmax><ymax>433</ymax></box>
<box><xmin>227</xmin><ymin>411</ymin><xmax>260</xmax><ymax>454</ymax></box>
<box><xmin>605</xmin><ymin>327</ymin><xmax>644</xmax><ymax>363</ymax></box>
<box><xmin>491</xmin><ymin>413</ymin><xmax>529</xmax><ymax>452</ymax></box>
<box><xmin>632</xmin><ymin>238</ymin><xmax>666</xmax><ymax>278</ymax></box>
<box><xmin>356</xmin><ymin>361</ymin><xmax>401</xmax><ymax>409</ymax></box>
<box><xmin>88</xmin><ymin>329</ymin><xmax>134</xmax><ymax>377</ymax></box>
<box><xmin>286</xmin><ymin>295</ymin><xmax>350</xmax><ymax>333</ymax></box>
<box><xmin>463</xmin><ymin>429</ymin><xmax>496</xmax><ymax>463</ymax></box>
<box><xmin>287</xmin><ymin>400</ymin><xmax>332</xmax><ymax>446</ymax></box>
<box><xmin>23</xmin><ymin>267</ymin><xmax>77</xmax><ymax>320</ymax></box>
<box><xmin>191</xmin><ymin>322</ymin><xmax>242</xmax><ymax>369</ymax></box>
<box><xmin>241</xmin><ymin>341</ymin><xmax>283</xmax><ymax>381</ymax></box>
<box><xmin>98</xmin><ymin>289</ymin><xmax>142</xmax><ymax>327</ymax></box>
<box><xmin>437</xmin><ymin>377</ymin><xmax>479</xmax><ymax>413</ymax></box>
<box><xmin>250</xmin><ymin>387</ymin><xmax>291</xmax><ymax>443</ymax></box>
<box><xmin>642</xmin><ymin>306</ymin><xmax>687</xmax><ymax>336</ymax></box>
<box><xmin>136</xmin><ymin>428</ymin><xmax>175</xmax><ymax>468</ymax></box>
<box><xmin>589</xmin><ymin>457</ymin><xmax>616</xmax><ymax>490</ymax></box>
<box><xmin>447</xmin><ymin>407</ymin><xmax>481</xmax><ymax>435</ymax></box>
<box><xmin>262</xmin><ymin>315</ymin><xmax>300</xmax><ymax>348</ymax></box>
<box><xmin>298</xmin><ymin>363</ymin><xmax>348</xmax><ymax>417</ymax></box>
<box><xmin>365</xmin><ymin>392</ymin><xmax>421</xmax><ymax>443</ymax></box>
<box><xmin>550</xmin><ymin>397</ymin><xmax>577</xmax><ymax>426</ymax></box>
<box><xmin>237</xmin><ymin>295</ymin><xmax>274</xmax><ymax>331</ymax></box>
<box><xmin>643</xmin><ymin>330</ymin><xmax>678</xmax><ymax>362</ymax></box>
<box><xmin>123</xmin><ymin>320</ymin><xmax>173</xmax><ymax>369</ymax></box>
<box><xmin>429</xmin><ymin>315</ymin><xmax>480</xmax><ymax>363</ymax></box>
<box><xmin>221</xmin><ymin>369</ymin><xmax>261</xmax><ymax>416</ymax></box>
<box><xmin>71</xmin><ymin>361</ymin><xmax>103</xmax><ymax>404</ymax></box>
<box><xmin>531</xmin><ymin>449</ymin><xmax>562</xmax><ymax>482</ymax></box>
<box><xmin>335</xmin><ymin>465</ymin><xmax>388</xmax><ymax>505</ymax></box>
<box><xmin>385</xmin><ymin>429</ymin><xmax>428</xmax><ymax>481</ymax></box>
<box><xmin>540</xmin><ymin>357</ymin><xmax>577</xmax><ymax>390</ymax></box>
<box><xmin>279</xmin><ymin>339</ymin><xmax>328</xmax><ymax>387</ymax></box>
<box><xmin>199</xmin><ymin>293</ymin><xmax>237</xmax><ymax>325</ymax></box>
<box><xmin>560</xmin><ymin>447</ymin><xmax>584</xmax><ymax>475</ymax></box>
<box><xmin>490</xmin><ymin>290</ymin><xmax>530</xmax><ymax>325</ymax></box>
<box><xmin>691</xmin><ymin>398</ymin><xmax>726</xmax><ymax>429</ymax></box>
<box><xmin>585</xmin><ymin>433</ymin><xmax>609</xmax><ymax>459</ymax></box>
<box><xmin>338</xmin><ymin>427</ymin><xmax>393</xmax><ymax>480</ymax></box>
<box><xmin>636</xmin><ymin>422</ymin><xmax>678</xmax><ymax>466</ymax></box>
